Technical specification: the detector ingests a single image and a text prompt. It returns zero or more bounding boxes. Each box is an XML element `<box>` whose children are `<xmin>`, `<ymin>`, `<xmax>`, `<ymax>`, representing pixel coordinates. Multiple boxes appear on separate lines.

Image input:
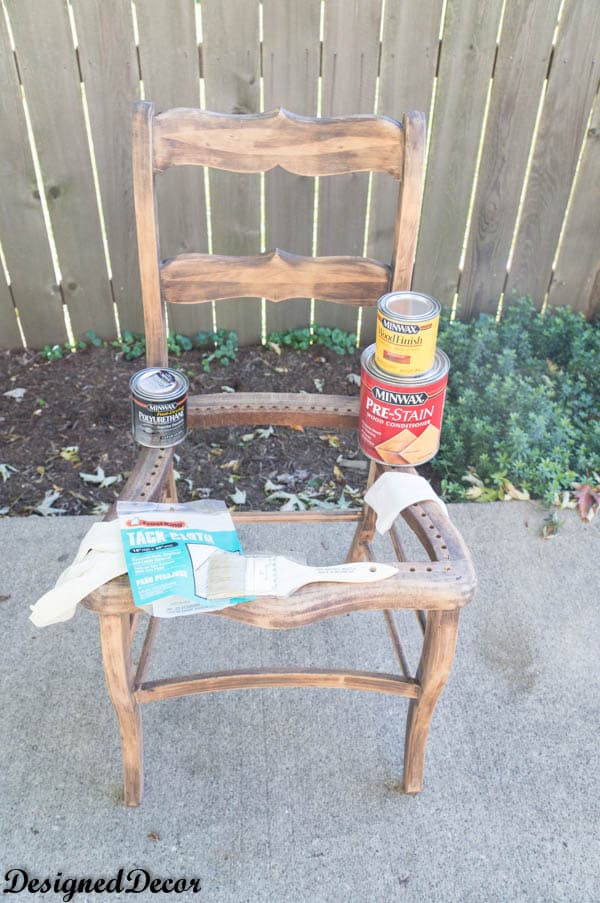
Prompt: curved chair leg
<box><xmin>403</xmin><ymin>609</ymin><xmax>459</xmax><ymax>793</ymax></box>
<box><xmin>99</xmin><ymin>613</ymin><xmax>143</xmax><ymax>806</ymax></box>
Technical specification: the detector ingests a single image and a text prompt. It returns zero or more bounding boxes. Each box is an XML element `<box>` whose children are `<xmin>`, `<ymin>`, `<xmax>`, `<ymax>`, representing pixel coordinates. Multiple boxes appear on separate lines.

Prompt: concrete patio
<box><xmin>0</xmin><ymin>501</ymin><xmax>598</xmax><ymax>902</ymax></box>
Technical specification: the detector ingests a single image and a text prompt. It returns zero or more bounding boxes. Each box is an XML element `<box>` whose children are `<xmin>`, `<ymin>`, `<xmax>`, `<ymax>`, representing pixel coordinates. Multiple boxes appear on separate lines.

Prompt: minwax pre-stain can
<box><xmin>130</xmin><ymin>368</ymin><xmax>189</xmax><ymax>448</ymax></box>
<box><xmin>359</xmin><ymin>345</ymin><xmax>449</xmax><ymax>467</ymax></box>
<box><xmin>375</xmin><ymin>291</ymin><xmax>441</xmax><ymax>375</ymax></box>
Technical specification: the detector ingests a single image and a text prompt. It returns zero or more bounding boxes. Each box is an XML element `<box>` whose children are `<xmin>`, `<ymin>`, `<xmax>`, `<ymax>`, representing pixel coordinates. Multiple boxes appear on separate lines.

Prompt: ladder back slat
<box><xmin>153</xmin><ymin>108</ymin><xmax>405</xmax><ymax>178</ymax></box>
<box><xmin>160</xmin><ymin>248</ymin><xmax>390</xmax><ymax>306</ymax></box>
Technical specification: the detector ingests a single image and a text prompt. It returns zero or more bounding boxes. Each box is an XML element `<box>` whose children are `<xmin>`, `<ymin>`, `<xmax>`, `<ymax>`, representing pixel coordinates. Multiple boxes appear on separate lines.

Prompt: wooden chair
<box><xmin>82</xmin><ymin>102</ymin><xmax>476</xmax><ymax>806</ymax></box>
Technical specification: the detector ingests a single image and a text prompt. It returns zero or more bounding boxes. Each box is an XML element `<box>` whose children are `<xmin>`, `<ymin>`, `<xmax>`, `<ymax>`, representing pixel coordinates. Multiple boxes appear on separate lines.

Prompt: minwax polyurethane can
<box><xmin>375</xmin><ymin>291</ymin><xmax>441</xmax><ymax>375</ymax></box>
<box><xmin>130</xmin><ymin>368</ymin><xmax>189</xmax><ymax>448</ymax></box>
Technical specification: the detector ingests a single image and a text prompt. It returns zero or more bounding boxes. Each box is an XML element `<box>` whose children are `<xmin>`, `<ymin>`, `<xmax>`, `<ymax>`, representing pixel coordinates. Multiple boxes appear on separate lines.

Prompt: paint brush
<box><xmin>205</xmin><ymin>552</ymin><xmax>398</xmax><ymax>600</ymax></box>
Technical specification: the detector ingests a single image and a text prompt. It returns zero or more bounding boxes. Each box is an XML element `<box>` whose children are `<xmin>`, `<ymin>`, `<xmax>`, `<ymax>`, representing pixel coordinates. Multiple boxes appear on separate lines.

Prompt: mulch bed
<box><xmin>0</xmin><ymin>344</ymin><xmax>380</xmax><ymax>517</ymax></box>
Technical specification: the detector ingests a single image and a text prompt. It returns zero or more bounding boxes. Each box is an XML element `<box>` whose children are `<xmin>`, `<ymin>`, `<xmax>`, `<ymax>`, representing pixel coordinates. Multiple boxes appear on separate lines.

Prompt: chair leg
<box><xmin>99</xmin><ymin>613</ymin><xmax>144</xmax><ymax>806</ymax></box>
<box><xmin>403</xmin><ymin>609</ymin><xmax>459</xmax><ymax>793</ymax></box>
<box><xmin>346</xmin><ymin>460</ymin><xmax>380</xmax><ymax>562</ymax></box>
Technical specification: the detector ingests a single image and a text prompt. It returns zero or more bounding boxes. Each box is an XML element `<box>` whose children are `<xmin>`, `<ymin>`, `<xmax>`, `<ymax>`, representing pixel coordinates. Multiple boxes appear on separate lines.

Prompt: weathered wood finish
<box><xmin>413</xmin><ymin>0</ymin><xmax>505</xmax><ymax>308</ymax></box>
<box><xmin>403</xmin><ymin>610</ymin><xmax>459</xmax><ymax>793</ymax></box>
<box><xmin>391</xmin><ymin>112</ymin><xmax>427</xmax><ymax>292</ymax></box>
<box><xmin>505</xmin><ymin>0</ymin><xmax>600</xmax><ymax>308</ymax></box>
<box><xmin>71</xmin><ymin>0</ymin><xmax>144</xmax><ymax>333</ymax></box>
<box><xmin>262</xmin><ymin>0</ymin><xmax>321</xmax><ymax>333</ymax></box>
<box><xmin>0</xmin><ymin>13</ymin><xmax>63</xmax><ymax>348</ymax></box>
<box><xmin>187</xmin><ymin>392</ymin><xmax>359</xmax><ymax>430</ymax></box>
<box><xmin>132</xmin><ymin>102</ymin><xmax>166</xmax><ymax>367</ymax></box>
<box><xmin>99</xmin><ymin>613</ymin><xmax>143</xmax><ymax>806</ymax></box>
<box><xmin>135</xmin><ymin>0</ymin><xmax>212</xmax><ymax>337</ymax></box>
<box><xmin>458</xmin><ymin>0</ymin><xmax>562</xmax><ymax>319</ymax></box>
<box><xmin>317</xmin><ymin>0</ymin><xmax>383</xmax><ymax>332</ymax></box>
<box><xmin>548</xmin><ymin>97</ymin><xmax>600</xmax><ymax>316</ymax></box>
<box><xmin>82</xmin><ymin>100</ymin><xmax>476</xmax><ymax>804</ymax></box>
<box><xmin>154</xmin><ymin>108</ymin><xmax>405</xmax><ymax>179</ymax></box>
<box><xmin>136</xmin><ymin>669</ymin><xmax>420</xmax><ymax>704</ymax></box>
<box><xmin>7</xmin><ymin>0</ymin><xmax>116</xmax><ymax>339</ymax></box>
<box><xmin>161</xmin><ymin>249</ymin><xmax>390</xmax><ymax>306</ymax></box>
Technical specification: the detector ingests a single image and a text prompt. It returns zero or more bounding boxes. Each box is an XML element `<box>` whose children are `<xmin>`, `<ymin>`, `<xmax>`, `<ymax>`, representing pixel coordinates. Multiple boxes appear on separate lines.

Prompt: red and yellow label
<box><xmin>359</xmin><ymin>365</ymin><xmax>447</xmax><ymax>466</ymax></box>
<box><xmin>375</xmin><ymin>311</ymin><xmax>439</xmax><ymax>375</ymax></box>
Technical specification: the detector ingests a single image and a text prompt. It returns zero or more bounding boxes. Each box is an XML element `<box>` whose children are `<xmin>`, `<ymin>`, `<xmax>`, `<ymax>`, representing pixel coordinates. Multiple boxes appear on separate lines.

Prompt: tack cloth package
<box><xmin>118</xmin><ymin>500</ymin><xmax>253</xmax><ymax>617</ymax></box>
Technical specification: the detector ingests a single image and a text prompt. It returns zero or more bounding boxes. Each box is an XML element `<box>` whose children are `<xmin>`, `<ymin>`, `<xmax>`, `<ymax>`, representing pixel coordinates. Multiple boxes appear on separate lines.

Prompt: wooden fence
<box><xmin>0</xmin><ymin>0</ymin><xmax>599</xmax><ymax>350</ymax></box>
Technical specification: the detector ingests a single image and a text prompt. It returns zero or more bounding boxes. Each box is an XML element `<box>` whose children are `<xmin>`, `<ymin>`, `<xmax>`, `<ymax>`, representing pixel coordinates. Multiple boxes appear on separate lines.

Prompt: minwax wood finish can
<box><xmin>359</xmin><ymin>345</ymin><xmax>449</xmax><ymax>467</ymax></box>
<box><xmin>375</xmin><ymin>291</ymin><xmax>441</xmax><ymax>375</ymax></box>
<box><xmin>130</xmin><ymin>368</ymin><xmax>189</xmax><ymax>448</ymax></box>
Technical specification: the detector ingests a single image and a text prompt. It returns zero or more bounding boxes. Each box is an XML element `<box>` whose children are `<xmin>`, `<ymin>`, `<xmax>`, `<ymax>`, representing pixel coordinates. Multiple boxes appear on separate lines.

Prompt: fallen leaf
<box><xmin>0</xmin><ymin>594</ymin><xmax>11</xmax><ymax>602</ymax></box>
<box><xmin>240</xmin><ymin>432</ymin><xmax>255</xmax><ymax>443</ymax></box>
<box><xmin>0</xmin><ymin>464</ymin><xmax>17</xmax><ymax>482</ymax></box>
<box><xmin>60</xmin><ymin>446</ymin><xmax>81</xmax><ymax>465</ymax></box>
<box><xmin>80</xmin><ymin>466</ymin><xmax>121</xmax><ymax>488</ymax></box>
<box><xmin>267</xmin><ymin>341</ymin><xmax>281</xmax><ymax>355</ymax></box>
<box><xmin>3</xmin><ymin>388</ymin><xmax>26</xmax><ymax>401</ymax></box>
<box><xmin>319</xmin><ymin>434</ymin><xmax>340</xmax><ymax>449</ymax></box>
<box><xmin>346</xmin><ymin>373</ymin><xmax>361</xmax><ymax>386</ymax></box>
<box><xmin>147</xmin><ymin>832</ymin><xmax>160</xmax><ymax>842</ymax></box>
<box><xmin>333</xmin><ymin>464</ymin><xmax>344</xmax><ymax>483</ymax></box>
<box><xmin>256</xmin><ymin>426</ymin><xmax>274</xmax><ymax>439</ymax></box>
<box><xmin>220</xmin><ymin>459</ymin><xmax>240</xmax><ymax>472</ymax></box>
<box><xmin>504</xmin><ymin>481</ymin><xmax>530</xmax><ymax>501</ymax></box>
<box><xmin>90</xmin><ymin>502</ymin><xmax>110</xmax><ymax>515</ymax></box>
<box><xmin>465</xmin><ymin>486</ymin><xmax>483</xmax><ymax>500</ymax></box>
<box><xmin>34</xmin><ymin>490</ymin><xmax>66</xmax><ymax>516</ymax></box>
<box><xmin>289</xmin><ymin>425</ymin><xmax>304</xmax><ymax>432</ymax></box>
<box><xmin>221</xmin><ymin>385</ymin><xmax>236</xmax><ymax>393</ymax></box>
<box><xmin>228</xmin><ymin>487</ymin><xmax>247</xmax><ymax>505</ymax></box>
<box><xmin>573</xmin><ymin>482</ymin><xmax>600</xmax><ymax>522</ymax></box>
<box><xmin>313</xmin><ymin>378</ymin><xmax>324</xmax><ymax>393</ymax></box>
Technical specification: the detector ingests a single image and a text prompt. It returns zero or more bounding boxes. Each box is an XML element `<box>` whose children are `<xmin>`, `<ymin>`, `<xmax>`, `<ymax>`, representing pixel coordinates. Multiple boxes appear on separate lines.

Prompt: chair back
<box><xmin>132</xmin><ymin>103</ymin><xmax>426</xmax><ymax>366</ymax></box>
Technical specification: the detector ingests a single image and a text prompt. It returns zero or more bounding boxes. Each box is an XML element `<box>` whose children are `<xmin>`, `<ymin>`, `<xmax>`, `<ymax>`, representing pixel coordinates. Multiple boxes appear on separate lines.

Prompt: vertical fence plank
<box><xmin>201</xmin><ymin>0</ymin><xmax>261</xmax><ymax>344</ymax></box>
<box><xmin>7</xmin><ymin>0</ymin><xmax>116</xmax><ymax>340</ymax></box>
<box><xmin>135</xmin><ymin>0</ymin><xmax>211</xmax><ymax>338</ymax></box>
<box><xmin>458</xmin><ymin>0</ymin><xmax>562</xmax><ymax>320</ymax></box>
<box><xmin>364</xmin><ymin>0</ymin><xmax>443</xmax><ymax>340</ymax></box>
<box><xmin>412</xmin><ymin>0</ymin><xmax>504</xmax><ymax>310</ymax></box>
<box><xmin>72</xmin><ymin>0</ymin><xmax>143</xmax><ymax>335</ymax></box>
<box><xmin>505</xmin><ymin>0</ymin><xmax>600</xmax><ymax>308</ymax></box>
<box><xmin>0</xmin><ymin>277</ymin><xmax>21</xmax><ymax>349</ymax></box>
<box><xmin>262</xmin><ymin>0</ymin><xmax>321</xmax><ymax>336</ymax></box>
<box><xmin>0</xmin><ymin>13</ymin><xmax>65</xmax><ymax>348</ymax></box>
<box><xmin>548</xmin><ymin>92</ymin><xmax>600</xmax><ymax>316</ymax></box>
<box><xmin>317</xmin><ymin>0</ymin><xmax>382</xmax><ymax>333</ymax></box>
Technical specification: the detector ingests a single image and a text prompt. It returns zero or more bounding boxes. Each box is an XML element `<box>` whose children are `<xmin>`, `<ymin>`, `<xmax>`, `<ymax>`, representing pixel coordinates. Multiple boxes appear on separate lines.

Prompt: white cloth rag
<box><xmin>364</xmin><ymin>472</ymin><xmax>448</xmax><ymax>534</ymax></box>
<box><xmin>30</xmin><ymin>521</ymin><xmax>126</xmax><ymax>627</ymax></box>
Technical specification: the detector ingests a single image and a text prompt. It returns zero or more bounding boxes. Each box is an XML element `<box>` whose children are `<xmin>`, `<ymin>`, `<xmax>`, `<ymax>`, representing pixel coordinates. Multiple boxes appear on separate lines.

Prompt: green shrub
<box><xmin>434</xmin><ymin>299</ymin><xmax>600</xmax><ymax>502</ymax></box>
<box><xmin>267</xmin><ymin>325</ymin><xmax>357</xmax><ymax>355</ymax></box>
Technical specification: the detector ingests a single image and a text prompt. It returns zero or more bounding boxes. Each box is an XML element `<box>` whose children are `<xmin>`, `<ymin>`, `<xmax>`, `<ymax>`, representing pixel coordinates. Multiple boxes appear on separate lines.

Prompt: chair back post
<box><xmin>391</xmin><ymin>111</ymin><xmax>426</xmax><ymax>291</ymax></box>
<box><xmin>132</xmin><ymin>100</ymin><xmax>167</xmax><ymax>367</ymax></box>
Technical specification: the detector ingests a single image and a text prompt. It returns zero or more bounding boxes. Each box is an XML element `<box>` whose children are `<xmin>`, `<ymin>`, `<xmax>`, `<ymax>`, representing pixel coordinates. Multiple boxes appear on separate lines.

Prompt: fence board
<box><xmin>262</xmin><ymin>0</ymin><xmax>321</xmax><ymax>336</ymax></box>
<box><xmin>317</xmin><ymin>0</ymin><xmax>381</xmax><ymax>333</ymax></box>
<box><xmin>135</xmin><ymin>0</ymin><xmax>211</xmax><ymax>338</ymax></box>
<box><xmin>0</xmin><ymin>278</ymin><xmax>21</xmax><ymax>349</ymax></box>
<box><xmin>548</xmin><ymin>92</ymin><xmax>600</xmax><ymax>316</ymax></box>
<box><xmin>72</xmin><ymin>0</ymin><xmax>142</xmax><ymax>335</ymax></box>
<box><xmin>364</xmin><ymin>0</ymin><xmax>443</xmax><ymax>341</ymax></box>
<box><xmin>412</xmin><ymin>0</ymin><xmax>504</xmax><ymax>310</ymax></box>
<box><xmin>505</xmin><ymin>0</ymin><xmax>600</xmax><ymax>309</ymax></box>
<box><xmin>458</xmin><ymin>0</ymin><xmax>562</xmax><ymax>319</ymax></box>
<box><xmin>201</xmin><ymin>0</ymin><xmax>261</xmax><ymax>344</ymax></box>
<box><xmin>0</xmin><ymin>14</ymin><xmax>65</xmax><ymax>348</ymax></box>
<box><xmin>7</xmin><ymin>0</ymin><xmax>116</xmax><ymax>340</ymax></box>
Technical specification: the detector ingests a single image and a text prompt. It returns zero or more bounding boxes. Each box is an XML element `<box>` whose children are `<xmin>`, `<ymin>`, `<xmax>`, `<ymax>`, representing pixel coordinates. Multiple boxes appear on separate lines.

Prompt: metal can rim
<box><xmin>129</xmin><ymin>367</ymin><xmax>189</xmax><ymax>403</ymax></box>
<box><xmin>362</xmin><ymin>344</ymin><xmax>449</xmax><ymax>385</ymax></box>
<box><xmin>377</xmin><ymin>291</ymin><xmax>442</xmax><ymax>322</ymax></box>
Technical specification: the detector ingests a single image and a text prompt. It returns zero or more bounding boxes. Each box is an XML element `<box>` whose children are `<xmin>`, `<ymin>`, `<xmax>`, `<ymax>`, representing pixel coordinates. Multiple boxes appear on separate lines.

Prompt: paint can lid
<box><xmin>378</xmin><ymin>291</ymin><xmax>441</xmax><ymax>321</ymax></box>
<box><xmin>130</xmin><ymin>367</ymin><xmax>189</xmax><ymax>402</ymax></box>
